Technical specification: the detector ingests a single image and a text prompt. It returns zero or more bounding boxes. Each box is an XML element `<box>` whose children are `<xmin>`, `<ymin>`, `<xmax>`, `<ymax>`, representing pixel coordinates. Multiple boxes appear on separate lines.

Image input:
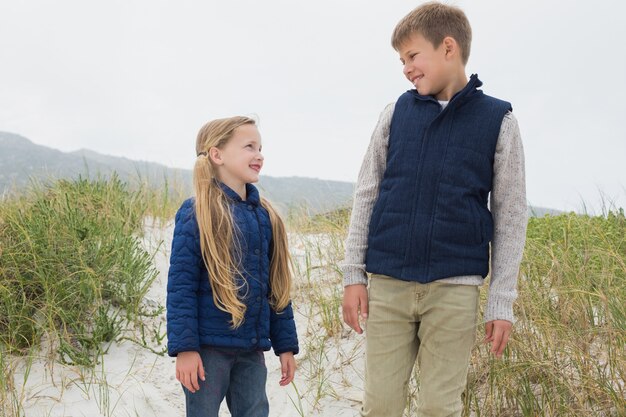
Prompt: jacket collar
<box><xmin>410</xmin><ymin>73</ymin><xmax>483</xmax><ymax>107</ymax></box>
<box><xmin>219</xmin><ymin>182</ymin><xmax>261</xmax><ymax>206</ymax></box>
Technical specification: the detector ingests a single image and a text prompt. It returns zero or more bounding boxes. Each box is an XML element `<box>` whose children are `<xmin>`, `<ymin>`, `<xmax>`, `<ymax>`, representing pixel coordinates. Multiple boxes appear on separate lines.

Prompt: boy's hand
<box><xmin>176</xmin><ymin>351</ymin><xmax>205</xmax><ymax>393</ymax></box>
<box><xmin>279</xmin><ymin>352</ymin><xmax>296</xmax><ymax>386</ymax></box>
<box><xmin>342</xmin><ymin>284</ymin><xmax>368</xmax><ymax>334</ymax></box>
<box><xmin>484</xmin><ymin>320</ymin><xmax>512</xmax><ymax>358</ymax></box>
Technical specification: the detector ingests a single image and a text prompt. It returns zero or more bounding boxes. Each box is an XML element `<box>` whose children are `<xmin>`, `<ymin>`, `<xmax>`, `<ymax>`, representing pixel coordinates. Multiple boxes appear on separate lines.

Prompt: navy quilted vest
<box><xmin>366</xmin><ymin>75</ymin><xmax>511</xmax><ymax>282</ymax></box>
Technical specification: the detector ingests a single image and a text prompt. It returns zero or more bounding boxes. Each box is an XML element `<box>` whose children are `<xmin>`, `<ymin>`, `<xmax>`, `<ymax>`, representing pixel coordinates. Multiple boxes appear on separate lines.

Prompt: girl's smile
<box><xmin>210</xmin><ymin>123</ymin><xmax>264</xmax><ymax>199</ymax></box>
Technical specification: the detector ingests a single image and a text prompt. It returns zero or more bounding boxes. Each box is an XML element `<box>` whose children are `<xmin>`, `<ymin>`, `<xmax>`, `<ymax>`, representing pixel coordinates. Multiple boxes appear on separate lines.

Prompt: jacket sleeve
<box><xmin>269</xmin><ymin>301</ymin><xmax>299</xmax><ymax>355</ymax></box>
<box><xmin>166</xmin><ymin>199</ymin><xmax>203</xmax><ymax>357</ymax></box>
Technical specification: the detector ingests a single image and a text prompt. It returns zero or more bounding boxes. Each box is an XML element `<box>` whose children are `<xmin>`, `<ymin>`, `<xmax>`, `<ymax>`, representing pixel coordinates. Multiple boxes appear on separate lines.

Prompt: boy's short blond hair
<box><xmin>392</xmin><ymin>2</ymin><xmax>472</xmax><ymax>65</ymax></box>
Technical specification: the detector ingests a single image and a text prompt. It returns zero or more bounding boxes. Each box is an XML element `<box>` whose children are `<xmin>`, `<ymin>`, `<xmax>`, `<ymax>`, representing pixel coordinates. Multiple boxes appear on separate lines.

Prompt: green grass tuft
<box><xmin>0</xmin><ymin>175</ymin><xmax>164</xmax><ymax>365</ymax></box>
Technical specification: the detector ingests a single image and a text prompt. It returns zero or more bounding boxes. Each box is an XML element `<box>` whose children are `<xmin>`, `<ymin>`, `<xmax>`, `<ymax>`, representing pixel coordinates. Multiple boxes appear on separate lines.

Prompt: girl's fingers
<box><xmin>286</xmin><ymin>360</ymin><xmax>295</xmax><ymax>382</ymax></box>
<box><xmin>197</xmin><ymin>358</ymin><xmax>206</xmax><ymax>382</ymax></box>
<box><xmin>182</xmin><ymin>373</ymin><xmax>193</xmax><ymax>393</ymax></box>
<box><xmin>190</xmin><ymin>370</ymin><xmax>200</xmax><ymax>391</ymax></box>
<box><xmin>176</xmin><ymin>352</ymin><xmax>204</xmax><ymax>392</ymax></box>
<box><xmin>279</xmin><ymin>357</ymin><xmax>296</xmax><ymax>386</ymax></box>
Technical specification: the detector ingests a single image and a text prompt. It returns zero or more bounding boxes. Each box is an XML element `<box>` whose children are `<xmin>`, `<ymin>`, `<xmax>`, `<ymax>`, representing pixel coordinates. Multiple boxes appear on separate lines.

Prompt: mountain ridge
<box><xmin>0</xmin><ymin>131</ymin><xmax>355</xmax><ymax>213</ymax></box>
<box><xmin>0</xmin><ymin>131</ymin><xmax>562</xmax><ymax>216</ymax></box>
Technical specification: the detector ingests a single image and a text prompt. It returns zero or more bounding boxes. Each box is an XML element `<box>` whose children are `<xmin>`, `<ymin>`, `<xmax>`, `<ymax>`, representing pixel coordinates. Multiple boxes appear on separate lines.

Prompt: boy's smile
<box><xmin>398</xmin><ymin>33</ymin><xmax>466</xmax><ymax>101</ymax></box>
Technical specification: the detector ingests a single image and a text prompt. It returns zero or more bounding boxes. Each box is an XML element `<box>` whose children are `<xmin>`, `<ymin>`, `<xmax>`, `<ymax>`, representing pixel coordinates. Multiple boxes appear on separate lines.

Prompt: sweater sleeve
<box><xmin>166</xmin><ymin>199</ymin><xmax>202</xmax><ymax>356</ymax></box>
<box><xmin>341</xmin><ymin>103</ymin><xmax>395</xmax><ymax>286</ymax></box>
<box><xmin>485</xmin><ymin>112</ymin><xmax>528</xmax><ymax>323</ymax></box>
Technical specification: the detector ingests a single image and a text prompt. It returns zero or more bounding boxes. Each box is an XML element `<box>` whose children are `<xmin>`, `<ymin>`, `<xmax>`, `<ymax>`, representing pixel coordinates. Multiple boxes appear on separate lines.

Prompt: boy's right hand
<box><xmin>342</xmin><ymin>284</ymin><xmax>369</xmax><ymax>334</ymax></box>
<box><xmin>176</xmin><ymin>351</ymin><xmax>205</xmax><ymax>393</ymax></box>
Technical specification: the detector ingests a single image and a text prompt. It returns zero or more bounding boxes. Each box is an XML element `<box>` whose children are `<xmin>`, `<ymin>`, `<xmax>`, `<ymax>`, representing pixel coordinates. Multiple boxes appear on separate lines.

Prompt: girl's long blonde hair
<box><xmin>193</xmin><ymin>116</ymin><xmax>292</xmax><ymax>328</ymax></box>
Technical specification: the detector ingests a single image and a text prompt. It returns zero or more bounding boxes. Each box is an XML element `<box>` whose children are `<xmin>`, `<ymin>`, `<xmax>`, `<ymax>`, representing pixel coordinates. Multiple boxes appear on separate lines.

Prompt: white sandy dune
<box><xmin>10</xmin><ymin>222</ymin><xmax>365</xmax><ymax>417</ymax></box>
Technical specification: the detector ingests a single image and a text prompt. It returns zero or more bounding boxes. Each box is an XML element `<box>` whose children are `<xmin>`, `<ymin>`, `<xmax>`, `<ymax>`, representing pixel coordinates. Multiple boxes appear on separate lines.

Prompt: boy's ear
<box><xmin>442</xmin><ymin>36</ymin><xmax>458</xmax><ymax>59</ymax></box>
<box><xmin>209</xmin><ymin>146</ymin><xmax>223</xmax><ymax>165</ymax></box>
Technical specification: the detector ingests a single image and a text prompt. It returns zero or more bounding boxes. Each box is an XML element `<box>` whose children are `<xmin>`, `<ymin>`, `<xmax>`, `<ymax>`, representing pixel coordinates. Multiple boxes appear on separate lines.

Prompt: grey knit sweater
<box><xmin>342</xmin><ymin>102</ymin><xmax>528</xmax><ymax>323</ymax></box>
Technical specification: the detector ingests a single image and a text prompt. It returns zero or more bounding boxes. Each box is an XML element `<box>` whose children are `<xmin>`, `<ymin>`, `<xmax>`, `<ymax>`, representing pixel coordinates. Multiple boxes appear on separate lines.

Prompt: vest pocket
<box><xmin>433</xmin><ymin>218</ymin><xmax>478</xmax><ymax>246</ymax></box>
<box><xmin>469</xmin><ymin>200</ymin><xmax>485</xmax><ymax>245</ymax></box>
<box><xmin>368</xmin><ymin>187</ymin><xmax>391</xmax><ymax>238</ymax></box>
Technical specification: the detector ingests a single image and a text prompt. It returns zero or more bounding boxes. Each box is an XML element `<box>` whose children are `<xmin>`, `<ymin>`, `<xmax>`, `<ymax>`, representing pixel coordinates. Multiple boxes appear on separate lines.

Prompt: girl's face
<box><xmin>211</xmin><ymin>124</ymin><xmax>264</xmax><ymax>191</ymax></box>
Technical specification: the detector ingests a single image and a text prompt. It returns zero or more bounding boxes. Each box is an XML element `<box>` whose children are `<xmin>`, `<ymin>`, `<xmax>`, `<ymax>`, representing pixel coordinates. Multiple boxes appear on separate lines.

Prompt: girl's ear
<box><xmin>209</xmin><ymin>146</ymin><xmax>223</xmax><ymax>165</ymax></box>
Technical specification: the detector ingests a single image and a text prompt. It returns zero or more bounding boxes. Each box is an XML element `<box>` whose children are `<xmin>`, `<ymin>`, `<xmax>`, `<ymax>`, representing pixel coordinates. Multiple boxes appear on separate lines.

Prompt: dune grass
<box><xmin>462</xmin><ymin>210</ymin><xmax>625</xmax><ymax>416</ymax></box>
<box><xmin>287</xmin><ymin>208</ymin><xmax>362</xmax><ymax>413</ymax></box>
<box><xmin>288</xmin><ymin>208</ymin><xmax>626</xmax><ymax>416</ymax></box>
<box><xmin>2</xmin><ymin>175</ymin><xmax>624</xmax><ymax>416</ymax></box>
<box><xmin>0</xmin><ymin>175</ymin><xmax>182</xmax><ymax>416</ymax></box>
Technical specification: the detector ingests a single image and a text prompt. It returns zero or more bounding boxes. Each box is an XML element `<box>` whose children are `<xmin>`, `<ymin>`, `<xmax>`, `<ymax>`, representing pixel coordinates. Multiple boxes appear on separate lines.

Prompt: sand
<box><xmin>10</xmin><ymin>221</ymin><xmax>364</xmax><ymax>417</ymax></box>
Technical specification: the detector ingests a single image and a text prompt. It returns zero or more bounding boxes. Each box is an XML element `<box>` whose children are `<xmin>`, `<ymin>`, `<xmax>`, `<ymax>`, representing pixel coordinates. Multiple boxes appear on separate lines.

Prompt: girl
<box><xmin>166</xmin><ymin>116</ymin><xmax>298</xmax><ymax>417</ymax></box>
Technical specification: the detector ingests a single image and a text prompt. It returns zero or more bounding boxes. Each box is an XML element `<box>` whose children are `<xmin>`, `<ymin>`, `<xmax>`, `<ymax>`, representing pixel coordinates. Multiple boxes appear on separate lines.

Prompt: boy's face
<box><xmin>398</xmin><ymin>33</ymin><xmax>455</xmax><ymax>101</ymax></box>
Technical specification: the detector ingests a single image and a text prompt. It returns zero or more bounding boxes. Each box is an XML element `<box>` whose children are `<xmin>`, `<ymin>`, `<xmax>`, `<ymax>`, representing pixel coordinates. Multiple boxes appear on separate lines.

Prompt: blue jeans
<box><xmin>183</xmin><ymin>346</ymin><xmax>269</xmax><ymax>417</ymax></box>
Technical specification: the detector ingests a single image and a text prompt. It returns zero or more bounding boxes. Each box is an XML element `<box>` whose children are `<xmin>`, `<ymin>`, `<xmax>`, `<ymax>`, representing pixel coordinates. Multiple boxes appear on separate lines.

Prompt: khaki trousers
<box><xmin>361</xmin><ymin>274</ymin><xmax>479</xmax><ymax>417</ymax></box>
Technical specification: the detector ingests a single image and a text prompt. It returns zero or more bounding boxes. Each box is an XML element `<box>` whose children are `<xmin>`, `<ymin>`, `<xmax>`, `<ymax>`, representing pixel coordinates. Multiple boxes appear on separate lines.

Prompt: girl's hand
<box><xmin>278</xmin><ymin>352</ymin><xmax>296</xmax><ymax>386</ymax></box>
<box><xmin>176</xmin><ymin>351</ymin><xmax>205</xmax><ymax>393</ymax></box>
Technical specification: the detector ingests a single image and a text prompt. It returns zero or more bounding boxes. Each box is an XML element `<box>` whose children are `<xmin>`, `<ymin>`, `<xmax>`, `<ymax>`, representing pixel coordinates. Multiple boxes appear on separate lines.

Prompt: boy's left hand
<box><xmin>278</xmin><ymin>352</ymin><xmax>296</xmax><ymax>386</ymax></box>
<box><xmin>484</xmin><ymin>320</ymin><xmax>512</xmax><ymax>358</ymax></box>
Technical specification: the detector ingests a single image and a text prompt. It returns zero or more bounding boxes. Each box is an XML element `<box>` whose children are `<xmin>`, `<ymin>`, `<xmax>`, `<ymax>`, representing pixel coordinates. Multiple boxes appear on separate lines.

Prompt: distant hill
<box><xmin>0</xmin><ymin>131</ymin><xmax>560</xmax><ymax>217</ymax></box>
<box><xmin>528</xmin><ymin>206</ymin><xmax>564</xmax><ymax>217</ymax></box>
<box><xmin>0</xmin><ymin>131</ymin><xmax>354</xmax><ymax>213</ymax></box>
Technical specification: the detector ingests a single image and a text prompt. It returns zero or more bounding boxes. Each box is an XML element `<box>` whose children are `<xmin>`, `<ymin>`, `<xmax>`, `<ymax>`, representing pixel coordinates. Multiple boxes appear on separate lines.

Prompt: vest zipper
<box><xmin>403</xmin><ymin>102</ymin><xmax>452</xmax><ymax>278</ymax></box>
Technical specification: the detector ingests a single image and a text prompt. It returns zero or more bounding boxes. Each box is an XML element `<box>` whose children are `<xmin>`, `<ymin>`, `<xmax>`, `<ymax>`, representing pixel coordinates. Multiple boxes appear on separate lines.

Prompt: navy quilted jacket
<box><xmin>166</xmin><ymin>183</ymin><xmax>299</xmax><ymax>357</ymax></box>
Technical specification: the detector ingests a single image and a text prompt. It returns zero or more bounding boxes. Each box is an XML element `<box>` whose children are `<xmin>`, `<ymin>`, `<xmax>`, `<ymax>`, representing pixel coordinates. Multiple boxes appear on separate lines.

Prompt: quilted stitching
<box><xmin>166</xmin><ymin>183</ymin><xmax>298</xmax><ymax>357</ymax></box>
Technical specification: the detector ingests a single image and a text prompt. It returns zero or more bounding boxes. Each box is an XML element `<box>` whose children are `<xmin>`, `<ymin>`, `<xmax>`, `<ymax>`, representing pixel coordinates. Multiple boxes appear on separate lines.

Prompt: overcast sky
<box><xmin>1</xmin><ymin>0</ymin><xmax>625</xmax><ymax>212</ymax></box>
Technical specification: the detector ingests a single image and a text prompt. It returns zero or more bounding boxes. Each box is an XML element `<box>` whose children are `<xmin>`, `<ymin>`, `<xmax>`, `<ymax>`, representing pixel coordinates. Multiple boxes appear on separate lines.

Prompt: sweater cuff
<box><xmin>343</xmin><ymin>267</ymin><xmax>368</xmax><ymax>287</ymax></box>
<box><xmin>483</xmin><ymin>293</ymin><xmax>516</xmax><ymax>324</ymax></box>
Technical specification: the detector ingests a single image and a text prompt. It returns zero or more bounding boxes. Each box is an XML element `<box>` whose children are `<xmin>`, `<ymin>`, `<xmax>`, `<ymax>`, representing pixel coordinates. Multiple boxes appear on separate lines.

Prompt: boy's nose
<box><xmin>403</xmin><ymin>64</ymin><xmax>412</xmax><ymax>77</ymax></box>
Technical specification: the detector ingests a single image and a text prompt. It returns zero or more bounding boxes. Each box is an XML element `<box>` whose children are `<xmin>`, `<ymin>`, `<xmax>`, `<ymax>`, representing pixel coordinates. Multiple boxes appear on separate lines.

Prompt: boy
<box><xmin>341</xmin><ymin>2</ymin><xmax>527</xmax><ymax>416</ymax></box>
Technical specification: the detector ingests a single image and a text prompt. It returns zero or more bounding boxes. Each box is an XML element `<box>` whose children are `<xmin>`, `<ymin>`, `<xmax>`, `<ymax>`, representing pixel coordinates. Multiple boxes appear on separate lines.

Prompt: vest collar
<box><xmin>410</xmin><ymin>74</ymin><xmax>483</xmax><ymax>108</ymax></box>
<box><xmin>219</xmin><ymin>182</ymin><xmax>261</xmax><ymax>206</ymax></box>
